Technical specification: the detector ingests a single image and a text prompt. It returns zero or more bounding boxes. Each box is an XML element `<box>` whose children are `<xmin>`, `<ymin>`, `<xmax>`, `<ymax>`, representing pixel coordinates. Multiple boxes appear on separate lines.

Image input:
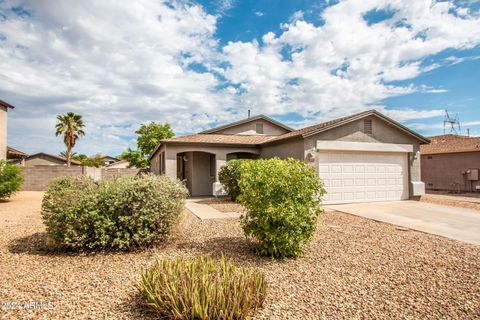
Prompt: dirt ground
<box><xmin>1</xmin><ymin>192</ymin><xmax>480</xmax><ymax>319</ymax></box>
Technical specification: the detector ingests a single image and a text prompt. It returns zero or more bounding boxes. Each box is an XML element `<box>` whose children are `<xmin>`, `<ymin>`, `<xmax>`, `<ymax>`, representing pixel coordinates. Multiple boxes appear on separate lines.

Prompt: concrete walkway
<box><xmin>185</xmin><ymin>198</ymin><xmax>242</xmax><ymax>220</ymax></box>
<box><xmin>326</xmin><ymin>201</ymin><xmax>480</xmax><ymax>245</ymax></box>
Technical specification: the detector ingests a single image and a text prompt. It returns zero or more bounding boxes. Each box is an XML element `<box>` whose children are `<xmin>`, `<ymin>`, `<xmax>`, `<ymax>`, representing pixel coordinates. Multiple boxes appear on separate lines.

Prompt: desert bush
<box><xmin>218</xmin><ymin>159</ymin><xmax>249</xmax><ymax>200</ymax></box>
<box><xmin>238</xmin><ymin>158</ymin><xmax>325</xmax><ymax>258</ymax></box>
<box><xmin>0</xmin><ymin>160</ymin><xmax>23</xmax><ymax>199</ymax></box>
<box><xmin>41</xmin><ymin>174</ymin><xmax>188</xmax><ymax>250</ymax></box>
<box><xmin>137</xmin><ymin>255</ymin><xmax>266</xmax><ymax>320</ymax></box>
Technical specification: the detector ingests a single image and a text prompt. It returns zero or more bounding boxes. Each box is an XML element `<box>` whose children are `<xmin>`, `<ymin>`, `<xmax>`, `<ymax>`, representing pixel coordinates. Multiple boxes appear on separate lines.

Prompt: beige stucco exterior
<box><xmin>0</xmin><ymin>105</ymin><xmax>7</xmax><ymax>160</ymax></box>
<box><xmin>213</xmin><ymin>118</ymin><xmax>290</xmax><ymax>135</ymax></box>
<box><xmin>150</xmin><ymin>112</ymin><xmax>426</xmax><ymax>198</ymax></box>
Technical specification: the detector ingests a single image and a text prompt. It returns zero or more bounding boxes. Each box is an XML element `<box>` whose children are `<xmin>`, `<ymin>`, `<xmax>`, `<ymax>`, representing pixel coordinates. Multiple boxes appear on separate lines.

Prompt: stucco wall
<box><xmin>214</xmin><ymin>119</ymin><xmax>289</xmax><ymax>136</ymax></box>
<box><xmin>303</xmin><ymin>116</ymin><xmax>423</xmax><ymax>195</ymax></box>
<box><xmin>0</xmin><ymin>106</ymin><xmax>7</xmax><ymax>161</ymax></box>
<box><xmin>153</xmin><ymin>144</ymin><xmax>260</xmax><ymax>196</ymax></box>
<box><xmin>421</xmin><ymin>152</ymin><xmax>480</xmax><ymax>192</ymax></box>
<box><xmin>260</xmin><ymin>138</ymin><xmax>304</xmax><ymax>160</ymax></box>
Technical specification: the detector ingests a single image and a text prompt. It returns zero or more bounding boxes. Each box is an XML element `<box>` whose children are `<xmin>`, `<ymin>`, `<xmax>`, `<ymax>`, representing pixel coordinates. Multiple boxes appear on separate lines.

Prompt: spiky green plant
<box><xmin>137</xmin><ymin>255</ymin><xmax>267</xmax><ymax>320</ymax></box>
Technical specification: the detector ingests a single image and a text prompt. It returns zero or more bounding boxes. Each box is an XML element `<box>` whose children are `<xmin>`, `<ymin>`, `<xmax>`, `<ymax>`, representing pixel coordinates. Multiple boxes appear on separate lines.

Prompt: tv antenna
<box><xmin>444</xmin><ymin>110</ymin><xmax>461</xmax><ymax>134</ymax></box>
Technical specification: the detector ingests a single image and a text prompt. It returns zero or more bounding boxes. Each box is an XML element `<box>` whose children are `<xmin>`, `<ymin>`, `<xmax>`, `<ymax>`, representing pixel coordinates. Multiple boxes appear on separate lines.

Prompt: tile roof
<box><xmin>420</xmin><ymin>134</ymin><xmax>480</xmax><ymax>155</ymax></box>
<box><xmin>264</xmin><ymin>112</ymin><xmax>366</xmax><ymax>144</ymax></box>
<box><xmin>150</xmin><ymin>109</ymin><xmax>429</xmax><ymax>159</ymax></box>
<box><xmin>160</xmin><ymin>134</ymin><xmax>276</xmax><ymax>145</ymax></box>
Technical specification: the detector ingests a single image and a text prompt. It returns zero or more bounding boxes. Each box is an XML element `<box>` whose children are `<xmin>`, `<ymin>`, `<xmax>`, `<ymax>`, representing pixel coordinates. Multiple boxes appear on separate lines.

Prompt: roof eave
<box><xmin>0</xmin><ymin>99</ymin><xmax>15</xmax><ymax>109</ymax></box>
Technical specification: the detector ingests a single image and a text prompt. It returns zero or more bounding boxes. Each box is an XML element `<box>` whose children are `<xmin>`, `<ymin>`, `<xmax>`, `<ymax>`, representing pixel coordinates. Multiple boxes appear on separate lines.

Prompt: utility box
<box><xmin>412</xmin><ymin>181</ymin><xmax>425</xmax><ymax>196</ymax></box>
<box><xmin>465</xmin><ymin>168</ymin><xmax>479</xmax><ymax>181</ymax></box>
<box><xmin>212</xmin><ymin>182</ymin><xmax>227</xmax><ymax>197</ymax></box>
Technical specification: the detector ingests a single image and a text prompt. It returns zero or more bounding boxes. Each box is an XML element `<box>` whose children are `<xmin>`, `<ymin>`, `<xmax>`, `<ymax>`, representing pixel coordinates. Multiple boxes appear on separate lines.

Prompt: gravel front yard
<box><xmin>421</xmin><ymin>193</ymin><xmax>480</xmax><ymax>211</ymax></box>
<box><xmin>1</xmin><ymin>192</ymin><xmax>480</xmax><ymax>319</ymax></box>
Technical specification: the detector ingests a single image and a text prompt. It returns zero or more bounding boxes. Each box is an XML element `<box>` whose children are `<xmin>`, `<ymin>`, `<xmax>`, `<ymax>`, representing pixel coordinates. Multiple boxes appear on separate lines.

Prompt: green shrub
<box><xmin>41</xmin><ymin>174</ymin><xmax>188</xmax><ymax>250</ymax></box>
<box><xmin>0</xmin><ymin>160</ymin><xmax>23</xmax><ymax>199</ymax></box>
<box><xmin>238</xmin><ymin>158</ymin><xmax>325</xmax><ymax>258</ymax></box>
<box><xmin>137</xmin><ymin>255</ymin><xmax>266</xmax><ymax>320</ymax></box>
<box><xmin>218</xmin><ymin>159</ymin><xmax>249</xmax><ymax>200</ymax></box>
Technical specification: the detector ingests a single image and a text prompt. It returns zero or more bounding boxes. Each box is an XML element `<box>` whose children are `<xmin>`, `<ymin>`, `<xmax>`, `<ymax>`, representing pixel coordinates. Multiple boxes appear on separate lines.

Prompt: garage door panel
<box><xmin>318</xmin><ymin>151</ymin><xmax>409</xmax><ymax>204</ymax></box>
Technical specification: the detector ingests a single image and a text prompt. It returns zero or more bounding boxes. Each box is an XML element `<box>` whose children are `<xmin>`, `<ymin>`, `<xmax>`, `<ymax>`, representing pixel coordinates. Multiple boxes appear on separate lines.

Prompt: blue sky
<box><xmin>0</xmin><ymin>0</ymin><xmax>479</xmax><ymax>156</ymax></box>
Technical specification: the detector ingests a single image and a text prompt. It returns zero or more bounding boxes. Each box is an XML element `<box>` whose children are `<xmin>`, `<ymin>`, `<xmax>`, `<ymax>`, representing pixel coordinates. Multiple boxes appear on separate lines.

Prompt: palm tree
<box><xmin>55</xmin><ymin>112</ymin><xmax>85</xmax><ymax>167</ymax></box>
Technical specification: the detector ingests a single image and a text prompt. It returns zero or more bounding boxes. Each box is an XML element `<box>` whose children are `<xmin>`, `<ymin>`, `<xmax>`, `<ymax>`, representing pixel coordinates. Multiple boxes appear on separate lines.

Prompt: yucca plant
<box><xmin>137</xmin><ymin>255</ymin><xmax>267</xmax><ymax>319</ymax></box>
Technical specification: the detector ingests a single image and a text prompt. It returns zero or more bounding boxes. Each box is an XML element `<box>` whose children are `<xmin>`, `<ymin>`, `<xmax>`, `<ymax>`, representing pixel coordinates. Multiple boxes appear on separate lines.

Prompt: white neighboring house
<box><xmin>0</xmin><ymin>99</ymin><xmax>15</xmax><ymax>161</ymax></box>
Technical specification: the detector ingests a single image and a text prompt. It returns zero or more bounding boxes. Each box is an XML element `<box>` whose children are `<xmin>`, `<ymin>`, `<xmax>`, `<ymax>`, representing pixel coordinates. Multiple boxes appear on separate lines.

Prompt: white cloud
<box><xmin>254</xmin><ymin>11</ymin><xmax>264</xmax><ymax>17</ymax></box>
<box><xmin>223</xmin><ymin>0</ymin><xmax>480</xmax><ymax>124</ymax></box>
<box><xmin>289</xmin><ymin>10</ymin><xmax>304</xmax><ymax>22</ymax></box>
<box><xmin>1</xmin><ymin>0</ymin><xmax>480</xmax><ymax>155</ymax></box>
<box><xmin>1</xmin><ymin>0</ymin><xmax>233</xmax><ymax>154</ymax></box>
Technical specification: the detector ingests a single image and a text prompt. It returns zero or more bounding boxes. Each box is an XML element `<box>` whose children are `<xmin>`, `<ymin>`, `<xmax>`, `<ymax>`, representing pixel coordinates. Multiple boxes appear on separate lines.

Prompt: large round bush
<box><xmin>0</xmin><ymin>160</ymin><xmax>23</xmax><ymax>199</ymax></box>
<box><xmin>218</xmin><ymin>159</ymin><xmax>249</xmax><ymax>200</ymax></box>
<box><xmin>238</xmin><ymin>158</ymin><xmax>325</xmax><ymax>258</ymax></box>
<box><xmin>41</xmin><ymin>174</ymin><xmax>188</xmax><ymax>250</ymax></box>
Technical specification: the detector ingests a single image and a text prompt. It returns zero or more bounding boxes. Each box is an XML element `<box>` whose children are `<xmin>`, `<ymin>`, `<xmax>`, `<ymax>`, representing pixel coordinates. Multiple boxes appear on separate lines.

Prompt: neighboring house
<box><xmin>106</xmin><ymin>159</ymin><xmax>133</xmax><ymax>169</ymax></box>
<box><xmin>0</xmin><ymin>99</ymin><xmax>15</xmax><ymax>160</ymax></box>
<box><xmin>421</xmin><ymin>134</ymin><xmax>480</xmax><ymax>192</ymax></box>
<box><xmin>24</xmin><ymin>153</ymin><xmax>82</xmax><ymax>167</ymax></box>
<box><xmin>100</xmin><ymin>155</ymin><xmax>120</xmax><ymax>166</ymax></box>
<box><xmin>150</xmin><ymin>110</ymin><xmax>429</xmax><ymax>204</ymax></box>
<box><xmin>7</xmin><ymin>146</ymin><xmax>28</xmax><ymax>166</ymax></box>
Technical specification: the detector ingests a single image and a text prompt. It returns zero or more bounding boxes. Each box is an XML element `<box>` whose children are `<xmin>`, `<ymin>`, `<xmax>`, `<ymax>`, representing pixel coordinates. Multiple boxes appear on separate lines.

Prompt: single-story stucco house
<box><xmin>421</xmin><ymin>134</ymin><xmax>480</xmax><ymax>192</ymax></box>
<box><xmin>0</xmin><ymin>99</ymin><xmax>15</xmax><ymax>161</ymax></box>
<box><xmin>24</xmin><ymin>152</ymin><xmax>82</xmax><ymax>167</ymax></box>
<box><xmin>150</xmin><ymin>109</ymin><xmax>429</xmax><ymax>204</ymax></box>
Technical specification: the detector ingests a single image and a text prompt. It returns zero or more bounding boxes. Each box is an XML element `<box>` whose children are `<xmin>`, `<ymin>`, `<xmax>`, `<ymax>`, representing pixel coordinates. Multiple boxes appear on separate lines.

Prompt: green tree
<box><xmin>81</xmin><ymin>154</ymin><xmax>104</xmax><ymax>167</ymax></box>
<box><xmin>0</xmin><ymin>160</ymin><xmax>23</xmax><ymax>199</ymax></box>
<box><xmin>120</xmin><ymin>122</ymin><xmax>174</xmax><ymax>168</ymax></box>
<box><xmin>55</xmin><ymin>112</ymin><xmax>85</xmax><ymax>167</ymax></box>
<box><xmin>136</xmin><ymin>122</ymin><xmax>174</xmax><ymax>157</ymax></box>
<box><xmin>120</xmin><ymin>148</ymin><xmax>149</xmax><ymax>168</ymax></box>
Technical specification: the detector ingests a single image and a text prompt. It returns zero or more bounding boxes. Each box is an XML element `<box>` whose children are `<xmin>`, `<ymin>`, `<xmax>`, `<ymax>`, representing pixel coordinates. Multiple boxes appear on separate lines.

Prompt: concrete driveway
<box><xmin>326</xmin><ymin>201</ymin><xmax>480</xmax><ymax>245</ymax></box>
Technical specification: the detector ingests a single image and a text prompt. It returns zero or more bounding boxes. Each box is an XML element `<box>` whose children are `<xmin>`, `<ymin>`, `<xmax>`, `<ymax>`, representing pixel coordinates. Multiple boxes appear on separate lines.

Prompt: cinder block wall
<box><xmin>20</xmin><ymin>166</ymin><xmax>141</xmax><ymax>191</ymax></box>
<box><xmin>20</xmin><ymin>166</ymin><xmax>84</xmax><ymax>191</ymax></box>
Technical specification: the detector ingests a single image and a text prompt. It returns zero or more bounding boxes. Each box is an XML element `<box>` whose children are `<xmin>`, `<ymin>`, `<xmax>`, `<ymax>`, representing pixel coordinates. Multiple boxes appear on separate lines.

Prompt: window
<box><xmin>209</xmin><ymin>154</ymin><xmax>216</xmax><ymax>177</ymax></box>
<box><xmin>363</xmin><ymin>119</ymin><xmax>373</xmax><ymax>134</ymax></box>
<box><xmin>427</xmin><ymin>156</ymin><xmax>433</xmax><ymax>159</ymax></box>
<box><xmin>256</xmin><ymin>122</ymin><xmax>264</xmax><ymax>134</ymax></box>
<box><xmin>161</xmin><ymin>152</ymin><xmax>166</xmax><ymax>174</ymax></box>
<box><xmin>158</xmin><ymin>153</ymin><xmax>163</xmax><ymax>174</ymax></box>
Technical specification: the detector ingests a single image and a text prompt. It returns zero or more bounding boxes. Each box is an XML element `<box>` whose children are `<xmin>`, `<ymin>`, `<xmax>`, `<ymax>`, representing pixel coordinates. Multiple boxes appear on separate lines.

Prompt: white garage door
<box><xmin>318</xmin><ymin>151</ymin><xmax>409</xmax><ymax>204</ymax></box>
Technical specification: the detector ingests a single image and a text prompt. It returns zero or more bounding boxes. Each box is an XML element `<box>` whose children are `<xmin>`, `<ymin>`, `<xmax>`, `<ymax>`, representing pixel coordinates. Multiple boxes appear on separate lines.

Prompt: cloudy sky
<box><xmin>1</xmin><ymin>0</ymin><xmax>480</xmax><ymax>156</ymax></box>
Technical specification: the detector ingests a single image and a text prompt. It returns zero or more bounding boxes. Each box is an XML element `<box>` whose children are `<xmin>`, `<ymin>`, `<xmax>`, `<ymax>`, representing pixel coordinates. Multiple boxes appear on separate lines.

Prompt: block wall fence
<box><xmin>20</xmin><ymin>166</ymin><xmax>141</xmax><ymax>191</ymax></box>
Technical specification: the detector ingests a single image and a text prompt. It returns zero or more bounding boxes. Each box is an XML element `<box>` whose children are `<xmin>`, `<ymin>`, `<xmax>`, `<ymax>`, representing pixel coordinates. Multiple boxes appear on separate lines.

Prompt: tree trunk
<box><xmin>67</xmin><ymin>147</ymin><xmax>71</xmax><ymax>167</ymax></box>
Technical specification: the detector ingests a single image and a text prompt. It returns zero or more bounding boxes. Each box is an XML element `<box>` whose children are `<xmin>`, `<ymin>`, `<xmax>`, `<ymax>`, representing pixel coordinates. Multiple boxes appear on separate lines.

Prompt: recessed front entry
<box><xmin>318</xmin><ymin>150</ymin><xmax>409</xmax><ymax>204</ymax></box>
